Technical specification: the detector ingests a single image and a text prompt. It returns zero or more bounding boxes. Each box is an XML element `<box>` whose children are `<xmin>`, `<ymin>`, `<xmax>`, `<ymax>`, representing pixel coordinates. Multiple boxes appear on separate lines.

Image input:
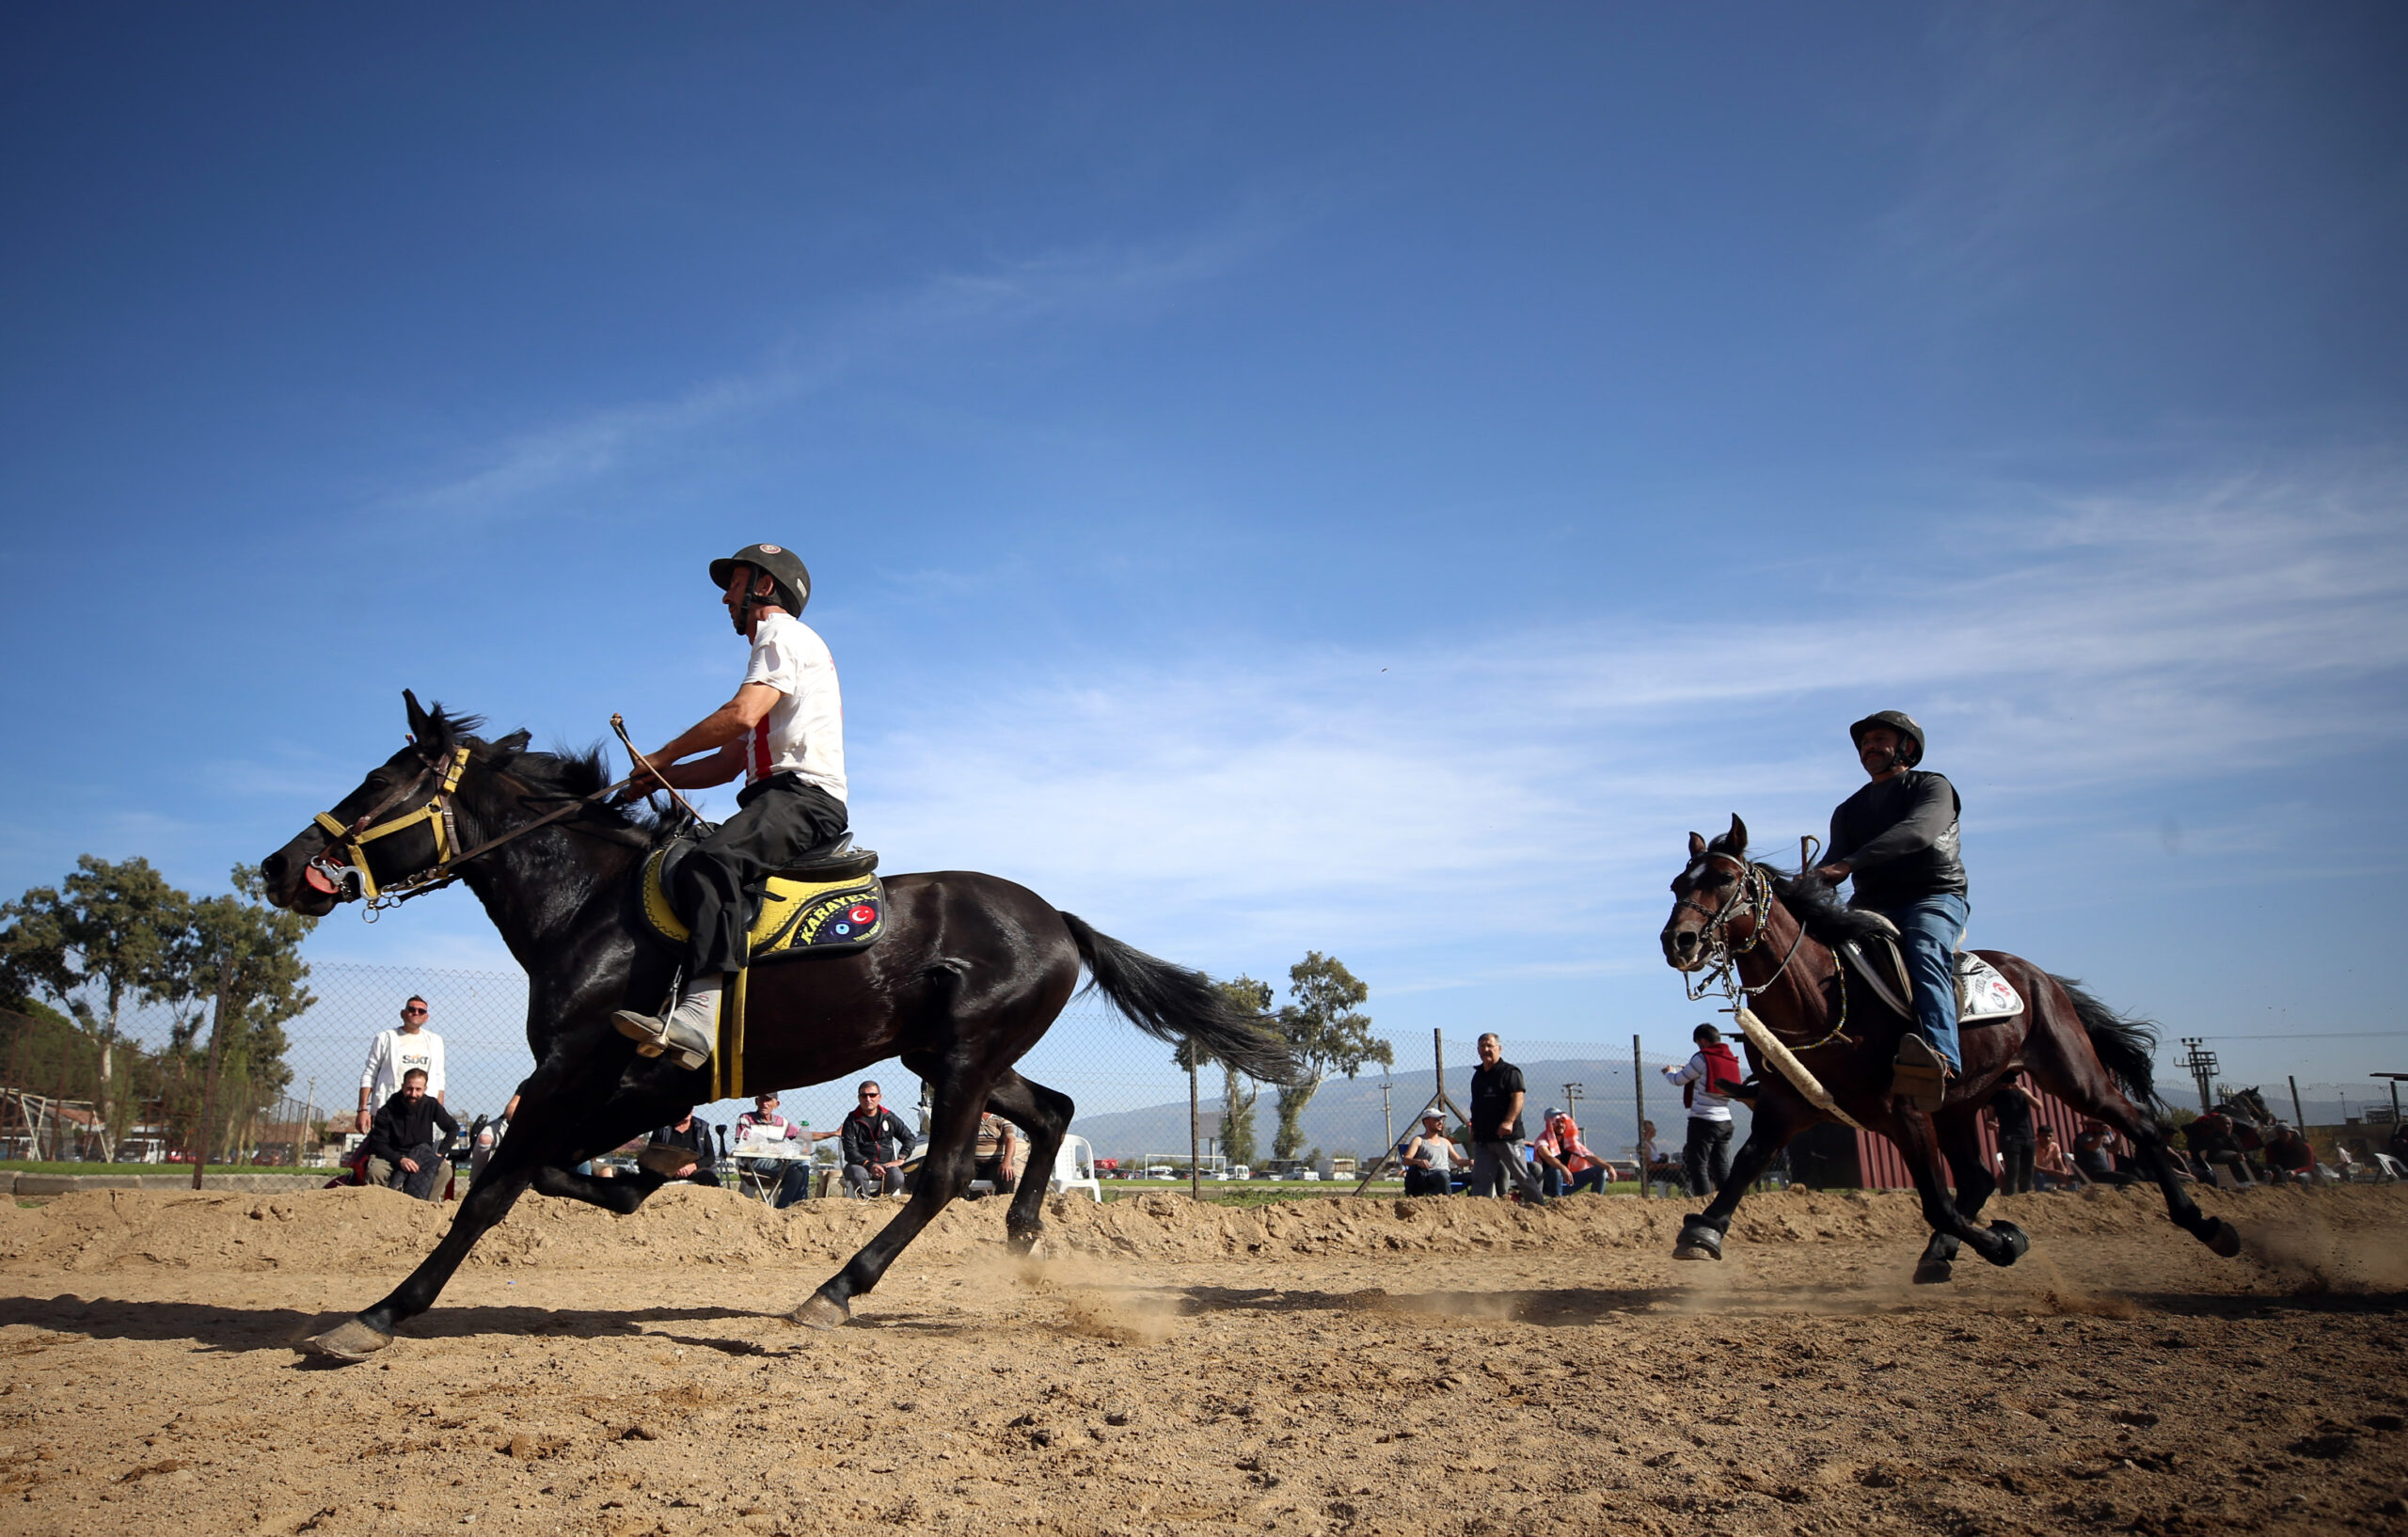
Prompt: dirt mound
<box><xmin>7</xmin><ymin>1180</ymin><xmax>2399</xmax><ymax>1279</ymax></box>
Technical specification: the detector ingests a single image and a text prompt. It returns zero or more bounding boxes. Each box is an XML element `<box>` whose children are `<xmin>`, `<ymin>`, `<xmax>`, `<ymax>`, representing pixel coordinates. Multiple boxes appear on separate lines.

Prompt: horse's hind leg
<box><xmin>2019</xmin><ymin>983</ymin><xmax>2241</xmax><ymax>1259</ymax></box>
<box><xmin>795</xmin><ymin>1048</ymin><xmax>1001</xmax><ymax>1329</ymax></box>
<box><xmin>986</xmin><ymin>1070</ymin><xmax>1074</xmax><ymax>1253</ymax></box>
<box><xmin>1915</xmin><ymin>1109</ymin><xmax>1998</xmax><ymax>1285</ymax></box>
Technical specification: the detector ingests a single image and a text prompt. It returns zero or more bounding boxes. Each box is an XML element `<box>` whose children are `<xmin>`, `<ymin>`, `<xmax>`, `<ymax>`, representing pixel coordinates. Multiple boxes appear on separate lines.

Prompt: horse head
<box><xmin>1660</xmin><ymin>815</ymin><xmax>1755</xmax><ymax>972</ymax></box>
<box><xmin>258</xmin><ymin>690</ymin><xmax>532</xmax><ymax>918</ymax></box>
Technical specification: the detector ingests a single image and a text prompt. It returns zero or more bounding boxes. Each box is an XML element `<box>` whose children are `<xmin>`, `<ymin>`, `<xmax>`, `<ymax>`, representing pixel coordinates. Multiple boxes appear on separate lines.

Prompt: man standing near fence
<box><xmin>356</xmin><ymin>995</ymin><xmax>445</xmax><ymax>1134</ymax></box>
<box><xmin>1466</xmin><ymin>1033</ymin><xmax>1548</xmax><ymax>1205</ymax></box>
<box><xmin>1662</xmin><ymin>1023</ymin><xmax>1741</xmax><ymax>1197</ymax></box>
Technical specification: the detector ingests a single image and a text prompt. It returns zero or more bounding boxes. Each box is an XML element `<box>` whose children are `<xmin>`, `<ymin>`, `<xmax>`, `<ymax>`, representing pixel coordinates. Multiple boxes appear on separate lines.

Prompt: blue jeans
<box><xmin>1864</xmin><ymin>892</ymin><xmax>1970</xmax><ymax>1071</ymax></box>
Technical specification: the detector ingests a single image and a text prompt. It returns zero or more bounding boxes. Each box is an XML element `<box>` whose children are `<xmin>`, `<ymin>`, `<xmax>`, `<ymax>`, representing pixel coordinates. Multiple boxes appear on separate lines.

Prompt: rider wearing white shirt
<box><xmin>611</xmin><ymin>545</ymin><xmax>850</xmax><ymax>1071</ymax></box>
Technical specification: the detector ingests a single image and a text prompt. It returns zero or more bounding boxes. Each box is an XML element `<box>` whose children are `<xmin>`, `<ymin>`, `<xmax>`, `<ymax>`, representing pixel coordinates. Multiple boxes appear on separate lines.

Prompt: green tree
<box><xmin>159</xmin><ymin>866</ymin><xmax>316</xmax><ymax>1164</ymax></box>
<box><xmin>1270</xmin><ymin>953</ymin><xmax>1390</xmax><ymax>1162</ymax></box>
<box><xmin>1207</xmin><ymin>975</ymin><xmax>1272</xmax><ymax>1169</ymax></box>
<box><xmin>0</xmin><ymin>856</ymin><xmax>191</xmax><ymax>1156</ymax></box>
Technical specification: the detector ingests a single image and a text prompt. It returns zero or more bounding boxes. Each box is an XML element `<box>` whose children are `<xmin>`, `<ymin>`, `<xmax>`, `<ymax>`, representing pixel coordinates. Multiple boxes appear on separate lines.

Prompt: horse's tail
<box><xmin>1058</xmin><ymin>912</ymin><xmax>1300</xmax><ymax>1085</ymax></box>
<box><xmin>2051</xmin><ymin>974</ymin><xmax>2163</xmax><ymax>1111</ymax></box>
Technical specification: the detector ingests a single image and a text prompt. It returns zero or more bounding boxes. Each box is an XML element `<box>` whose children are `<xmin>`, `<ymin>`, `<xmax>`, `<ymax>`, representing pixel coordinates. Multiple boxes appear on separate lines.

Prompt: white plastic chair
<box><xmin>1051</xmin><ymin>1134</ymin><xmax>1102</xmax><ymax>1202</ymax></box>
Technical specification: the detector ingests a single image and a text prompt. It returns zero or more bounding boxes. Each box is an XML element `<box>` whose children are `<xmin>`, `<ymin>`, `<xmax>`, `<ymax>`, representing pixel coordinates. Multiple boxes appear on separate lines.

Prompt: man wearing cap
<box><xmin>1814</xmin><ymin>710</ymin><xmax>1967</xmax><ymax>1115</ymax></box>
<box><xmin>610</xmin><ymin>545</ymin><xmax>849</xmax><ymax>1070</ymax></box>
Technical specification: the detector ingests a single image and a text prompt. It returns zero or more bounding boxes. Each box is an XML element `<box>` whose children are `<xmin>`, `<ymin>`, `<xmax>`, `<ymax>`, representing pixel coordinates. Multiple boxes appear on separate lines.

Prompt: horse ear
<box><xmin>489</xmin><ymin>729</ymin><xmax>531</xmax><ymax>764</ymax></box>
<box><xmin>1727</xmin><ymin>815</ymin><xmax>1749</xmax><ymax>854</ymax></box>
<box><xmin>1687</xmin><ymin>832</ymin><xmax>1707</xmax><ymax>858</ymax></box>
<box><xmin>404</xmin><ymin>689</ymin><xmax>435</xmax><ymax>743</ymax></box>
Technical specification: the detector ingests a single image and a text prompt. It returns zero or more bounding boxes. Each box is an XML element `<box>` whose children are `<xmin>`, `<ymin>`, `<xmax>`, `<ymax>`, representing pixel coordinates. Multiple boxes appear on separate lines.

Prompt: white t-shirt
<box><xmin>1662</xmin><ymin>1052</ymin><xmax>1735</xmax><ymax>1122</ymax></box>
<box><xmin>740</xmin><ymin>611</ymin><xmax>847</xmax><ymax>801</ymax></box>
<box><xmin>362</xmin><ymin>1027</ymin><xmax>445</xmax><ymax>1104</ymax></box>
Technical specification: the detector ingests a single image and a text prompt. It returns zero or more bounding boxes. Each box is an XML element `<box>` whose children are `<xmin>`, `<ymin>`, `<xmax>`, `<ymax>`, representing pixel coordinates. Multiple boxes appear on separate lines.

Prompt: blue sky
<box><xmin>4</xmin><ymin>5</ymin><xmax>2405</xmax><ymax>1090</ymax></box>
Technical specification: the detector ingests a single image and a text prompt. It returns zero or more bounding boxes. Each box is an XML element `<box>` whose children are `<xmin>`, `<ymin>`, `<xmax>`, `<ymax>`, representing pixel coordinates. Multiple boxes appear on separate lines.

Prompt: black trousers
<box><xmin>1998</xmin><ymin>1139</ymin><xmax>2035</xmax><ymax>1195</ymax></box>
<box><xmin>673</xmin><ymin>773</ymin><xmax>848</xmax><ymax>976</ymax></box>
<box><xmin>1682</xmin><ymin>1117</ymin><xmax>1733</xmax><ymax>1198</ymax></box>
<box><xmin>1402</xmin><ymin>1167</ymin><xmax>1450</xmax><ymax>1196</ymax></box>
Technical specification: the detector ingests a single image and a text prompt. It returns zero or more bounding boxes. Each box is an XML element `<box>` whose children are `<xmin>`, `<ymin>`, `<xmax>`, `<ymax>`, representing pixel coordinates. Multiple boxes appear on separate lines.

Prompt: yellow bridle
<box><xmin>311</xmin><ymin>744</ymin><xmax>472</xmax><ymax>901</ymax></box>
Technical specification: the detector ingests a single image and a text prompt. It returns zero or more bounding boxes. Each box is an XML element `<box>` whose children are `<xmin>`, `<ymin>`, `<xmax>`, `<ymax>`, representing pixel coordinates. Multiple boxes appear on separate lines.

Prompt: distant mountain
<box><xmin>1066</xmin><ymin>1057</ymin><xmax>1751</xmax><ymax>1165</ymax></box>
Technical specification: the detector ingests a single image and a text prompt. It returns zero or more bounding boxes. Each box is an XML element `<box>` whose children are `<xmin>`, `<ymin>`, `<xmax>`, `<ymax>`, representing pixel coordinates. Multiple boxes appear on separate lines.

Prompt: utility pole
<box><xmin>2178</xmin><ymin>1038</ymin><xmax>2219</xmax><ymax>1116</ymax></box>
<box><xmin>2289</xmin><ymin>1075</ymin><xmax>2306</xmax><ymax>1130</ymax></box>
<box><xmin>1188</xmin><ymin>1054</ymin><xmax>1201</xmax><ymax>1202</ymax></box>
<box><xmin>1561</xmin><ymin>1082</ymin><xmax>1583</xmax><ymax>1125</ymax></box>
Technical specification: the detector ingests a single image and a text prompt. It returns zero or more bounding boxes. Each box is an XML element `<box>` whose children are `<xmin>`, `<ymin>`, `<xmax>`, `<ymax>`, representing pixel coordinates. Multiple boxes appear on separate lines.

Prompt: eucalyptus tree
<box><xmin>161</xmin><ymin>865</ymin><xmax>317</xmax><ymax>1165</ymax></box>
<box><xmin>1271</xmin><ymin>952</ymin><xmax>1390</xmax><ymax>1163</ymax></box>
<box><xmin>0</xmin><ymin>856</ymin><xmax>190</xmax><ymax>1154</ymax></box>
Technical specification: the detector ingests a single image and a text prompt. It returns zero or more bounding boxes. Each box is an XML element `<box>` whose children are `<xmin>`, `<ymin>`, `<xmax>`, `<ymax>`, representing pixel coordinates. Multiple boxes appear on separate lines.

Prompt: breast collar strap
<box><xmin>311</xmin><ymin>744</ymin><xmax>472</xmax><ymax>902</ymax></box>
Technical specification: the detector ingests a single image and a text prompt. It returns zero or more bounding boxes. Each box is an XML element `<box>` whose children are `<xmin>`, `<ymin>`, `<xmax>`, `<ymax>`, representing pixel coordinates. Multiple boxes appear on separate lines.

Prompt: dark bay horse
<box><xmin>1657</xmin><ymin>816</ymin><xmax>2241</xmax><ymax>1282</ymax></box>
<box><xmin>259</xmin><ymin>693</ymin><xmax>1294</xmax><ymax>1360</ymax></box>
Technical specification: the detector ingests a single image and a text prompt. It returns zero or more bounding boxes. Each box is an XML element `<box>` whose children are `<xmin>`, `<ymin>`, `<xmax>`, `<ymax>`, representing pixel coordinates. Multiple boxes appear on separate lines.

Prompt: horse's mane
<box><xmin>420</xmin><ymin>701</ymin><xmax>677</xmax><ymax>843</ymax></box>
<box><xmin>1765</xmin><ymin>864</ymin><xmax>1901</xmax><ymax>948</ymax></box>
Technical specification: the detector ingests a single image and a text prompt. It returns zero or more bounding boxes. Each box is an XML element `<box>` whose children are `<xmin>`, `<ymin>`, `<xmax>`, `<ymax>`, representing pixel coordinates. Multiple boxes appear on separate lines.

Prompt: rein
<box><xmin>1679</xmin><ymin>853</ymin><xmax>1851</xmax><ymax>1051</ymax></box>
<box><xmin>309</xmin><ymin>745</ymin><xmax>632</xmax><ymax>915</ymax></box>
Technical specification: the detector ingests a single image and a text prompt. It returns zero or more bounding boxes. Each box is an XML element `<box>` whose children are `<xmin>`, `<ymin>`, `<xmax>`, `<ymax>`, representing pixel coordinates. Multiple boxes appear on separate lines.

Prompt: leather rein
<box><xmin>1674</xmin><ymin>853</ymin><xmax>1810</xmax><ymax>1006</ymax></box>
<box><xmin>308</xmin><ymin>744</ymin><xmax>631</xmax><ymax>914</ymax></box>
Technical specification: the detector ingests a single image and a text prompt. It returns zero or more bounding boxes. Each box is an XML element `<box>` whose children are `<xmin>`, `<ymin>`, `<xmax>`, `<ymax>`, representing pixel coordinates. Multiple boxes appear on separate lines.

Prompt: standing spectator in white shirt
<box><xmin>356</xmin><ymin>996</ymin><xmax>445</xmax><ymax>1134</ymax></box>
<box><xmin>1660</xmin><ymin>1022</ymin><xmax>1742</xmax><ymax>1198</ymax></box>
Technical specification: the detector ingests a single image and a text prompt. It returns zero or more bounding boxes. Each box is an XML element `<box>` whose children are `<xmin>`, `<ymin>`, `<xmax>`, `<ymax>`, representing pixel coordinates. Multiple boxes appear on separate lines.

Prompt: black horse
<box><xmin>260</xmin><ymin>693</ymin><xmax>1294</xmax><ymax>1360</ymax></box>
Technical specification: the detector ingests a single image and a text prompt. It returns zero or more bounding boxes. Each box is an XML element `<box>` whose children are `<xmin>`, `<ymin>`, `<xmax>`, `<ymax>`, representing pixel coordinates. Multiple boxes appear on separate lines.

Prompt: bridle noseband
<box><xmin>308</xmin><ymin>742</ymin><xmax>634</xmax><ymax>915</ymax></box>
<box><xmin>309</xmin><ymin>743</ymin><xmax>473</xmax><ymax>907</ymax></box>
<box><xmin>1672</xmin><ymin>853</ymin><xmax>1805</xmax><ymax>1005</ymax></box>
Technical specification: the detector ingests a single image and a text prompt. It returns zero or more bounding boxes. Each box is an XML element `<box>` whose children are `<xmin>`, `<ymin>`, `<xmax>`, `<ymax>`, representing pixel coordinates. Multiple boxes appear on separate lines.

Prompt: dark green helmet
<box><xmin>709</xmin><ymin>543</ymin><xmax>812</xmax><ymax>619</ymax></box>
<box><xmin>1848</xmin><ymin>709</ymin><xmax>1925</xmax><ymax>768</ymax></box>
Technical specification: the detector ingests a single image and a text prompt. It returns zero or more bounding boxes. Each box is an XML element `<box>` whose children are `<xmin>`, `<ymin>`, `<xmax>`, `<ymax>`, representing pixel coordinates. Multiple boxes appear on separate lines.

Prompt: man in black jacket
<box><xmin>363</xmin><ymin>1069</ymin><xmax>460</xmax><ymax>1201</ymax></box>
<box><xmin>1815</xmin><ymin>710</ymin><xmax>1969</xmax><ymax>1113</ymax></box>
<box><xmin>840</xmin><ymin>1081</ymin><xmax>914</xmax><ymax>1196</ymax></box>
<box><xmin>646</xmin><ymin>1112</ymin><xmax>720</xmax><ymax>1187</ymax></box>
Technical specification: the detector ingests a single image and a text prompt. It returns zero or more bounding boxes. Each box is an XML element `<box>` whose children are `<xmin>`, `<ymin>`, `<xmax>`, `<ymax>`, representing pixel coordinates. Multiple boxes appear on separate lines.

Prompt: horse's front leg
<box><xmin>1672</xmin><ymin>1096</ymin><xmax>1799</xmax><ymax>1261</ymax></box>
<box><xmin>1892</xmin><ymin>1109</ymin><xmax>2027</xmax><ymax>1270</ymax></box>
<box><xmin>1914</xmin><ymin>1108</ymin><xmax>2001</xmax><ymax>1284</ymax></box>
<box><xmin>300</xmin><ymin>1147</ymin><xmax>544</xmax><ymax>1361</ymax></box>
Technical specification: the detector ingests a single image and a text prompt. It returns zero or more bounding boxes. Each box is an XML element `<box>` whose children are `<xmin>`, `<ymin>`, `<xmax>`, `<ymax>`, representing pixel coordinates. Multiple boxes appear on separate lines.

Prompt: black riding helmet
<box><xmin>1847</xmin><ymin>709</ymin><xmax>1925</xmax><ymax>768</ymax></box>
<box><xmin>708</xmin><ymin>543</ymin><xmax>812</xmax><ymax>628</ymax></box>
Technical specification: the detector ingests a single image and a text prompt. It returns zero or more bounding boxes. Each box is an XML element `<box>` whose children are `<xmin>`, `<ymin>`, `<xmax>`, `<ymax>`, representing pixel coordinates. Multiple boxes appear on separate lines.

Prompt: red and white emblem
<box><xmin>848</xmin><ymin>905</ymin><xmax>877</xmax><ymax>925</ymax></box>
<box><xmin>758</xmin><ymin>543</ymin><xmax>783</xmax><ymax>554</ymax></box>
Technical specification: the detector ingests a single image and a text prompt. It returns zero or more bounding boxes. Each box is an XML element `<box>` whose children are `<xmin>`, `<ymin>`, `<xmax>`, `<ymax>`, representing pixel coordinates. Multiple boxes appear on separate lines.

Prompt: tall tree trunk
<box><xmin>192</xmin><ymin>959</ymin><xmax>238</xmax><ymax>1191</ymax></box>
<box><xmin>1272</xmin><ymin>1077</ymin><xmax>1323</xmax><ymax>1162</ymax></box>
<box><xmin>96</xmin><ymin>984</ymin><xmax>120</xmax><ymax>1164</ymax></box>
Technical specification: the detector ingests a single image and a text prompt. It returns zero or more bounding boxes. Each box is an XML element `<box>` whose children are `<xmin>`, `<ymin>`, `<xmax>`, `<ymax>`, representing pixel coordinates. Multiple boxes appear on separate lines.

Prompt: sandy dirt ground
<box><xmin>2</xmin><ymin>1181</ymin><xmax>2404</xmax><ymax>1536</ymax></box>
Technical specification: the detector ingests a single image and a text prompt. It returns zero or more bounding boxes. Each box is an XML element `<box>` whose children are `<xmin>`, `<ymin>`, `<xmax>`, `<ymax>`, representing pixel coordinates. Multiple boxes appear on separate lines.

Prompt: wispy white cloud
<box><xmin>851</xmin><ymin>466</ymin><xmax>2408</xmax><ymax>974</ymax></box>
<box><xmin>396</xmin><ymin>211</ymin><xmax>1290</xmax><ymax>518</ymax></box>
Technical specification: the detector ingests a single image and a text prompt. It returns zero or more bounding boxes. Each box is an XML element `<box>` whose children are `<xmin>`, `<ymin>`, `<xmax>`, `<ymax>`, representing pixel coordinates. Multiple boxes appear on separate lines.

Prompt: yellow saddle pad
<box><xmin>637</xmin><ymin>847</ymin><xmax>886</xmax><ymax>962</ymax></box>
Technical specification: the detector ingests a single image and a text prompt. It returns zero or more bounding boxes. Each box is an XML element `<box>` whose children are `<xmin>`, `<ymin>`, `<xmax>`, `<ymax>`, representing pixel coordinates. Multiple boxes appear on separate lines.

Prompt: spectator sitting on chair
<box><xmin>968</xmin><ymin>1112</ymin><xmax>1023</xmax><ymax>1198</ymax></box>
<box><xmin>2032</xmin><ymin>1126</ymin><xmax>2083</xmax><ymax>1191</ymax></box>
<box><xmin>2262</xmin><ymin>1124</ymin><xmax>2317</xmax><ymax>1184</ymax></box>
<box><xmin>841</xmin><ymin>1081</ymin><xmax>913</xmax><ymax>1196</ymax></box>
<box><xmin>647</xmin><ymin>1112</ymin><xmax>720</xmax><ymax>1187</ymax></box>
<box><xmin>1533</xmin><ymin>1108</ymin><xmax>1608</xmax><ymax>1196</ymax></box>
<box><xmin>1400</xmin><ymin>1111</ymin><xmax>1457</xmax><ymax>1196</ymax></box>
<box><xmin>733</xmin><ymin>1091</ymin><xmax>832</xmax><ymax>1208</ymax></box>
<box><xmin>363</xmin><ymin>1070</ymin><xmax>458</xmax><ymax>1201</ymax></box>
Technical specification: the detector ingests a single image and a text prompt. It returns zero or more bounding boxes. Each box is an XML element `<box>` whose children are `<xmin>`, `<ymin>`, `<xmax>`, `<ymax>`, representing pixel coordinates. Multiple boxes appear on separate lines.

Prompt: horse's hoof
<box><xmin>1006</xmin><ymin>1226</ymin><xmax>1042</xmax><ymax>1256</ymax></box>
<box><xmin>1911</xmin><ymin>1259</ymin><xmax>1955</xmax><ymax>1286</ymax></box>
<box><xmin>2199</xmin><ymin>1216</ymin><xmax>2242</xmax><ymax>1259</ymax></box>
<box><xmin>1672</xmin><ymin>1218</ymin><xmax>1723</xmax><ymax>1261</ymax></box>
<box><xmin>790</xmin><ymin>1293</ymin><xmax>851</xmax><ymax>1331</ymax></box>
<box><xmin>1983</xmin><ymin>1220</ymin><xmax>2030</xmax><ymax>1268</ymax></box>
<box><xmin>298</xmin><ymin>1318</ymin><xmax>394</xmax><ymax>1362</ymax></box>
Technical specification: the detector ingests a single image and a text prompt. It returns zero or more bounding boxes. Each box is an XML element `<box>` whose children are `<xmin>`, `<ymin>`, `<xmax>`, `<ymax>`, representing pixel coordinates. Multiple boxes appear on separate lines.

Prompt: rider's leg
<box><xmin>616</xmin><ymin>776</ymin><xmax>844</xmax><ymax>1065</ymax></box>
<box><xmin>1869</xmin><ymin>893</ymin><xmax>1968</xmax><ymax>1111</ymax></box>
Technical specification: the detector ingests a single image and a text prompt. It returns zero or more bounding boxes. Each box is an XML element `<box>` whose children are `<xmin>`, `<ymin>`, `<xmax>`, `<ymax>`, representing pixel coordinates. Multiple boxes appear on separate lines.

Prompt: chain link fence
<box><xmin>5</xmin><ymin>960</ymin><xmax>2401</xmax><ymax>1184</ymax></box>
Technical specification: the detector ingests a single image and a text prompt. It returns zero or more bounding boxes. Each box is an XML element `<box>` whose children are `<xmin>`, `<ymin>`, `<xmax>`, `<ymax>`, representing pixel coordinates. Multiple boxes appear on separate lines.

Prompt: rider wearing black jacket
<box><xmin>1815</xmin><ymin>710</ymin><xmax>1969</xmax><ymax>1115</ymax></box>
